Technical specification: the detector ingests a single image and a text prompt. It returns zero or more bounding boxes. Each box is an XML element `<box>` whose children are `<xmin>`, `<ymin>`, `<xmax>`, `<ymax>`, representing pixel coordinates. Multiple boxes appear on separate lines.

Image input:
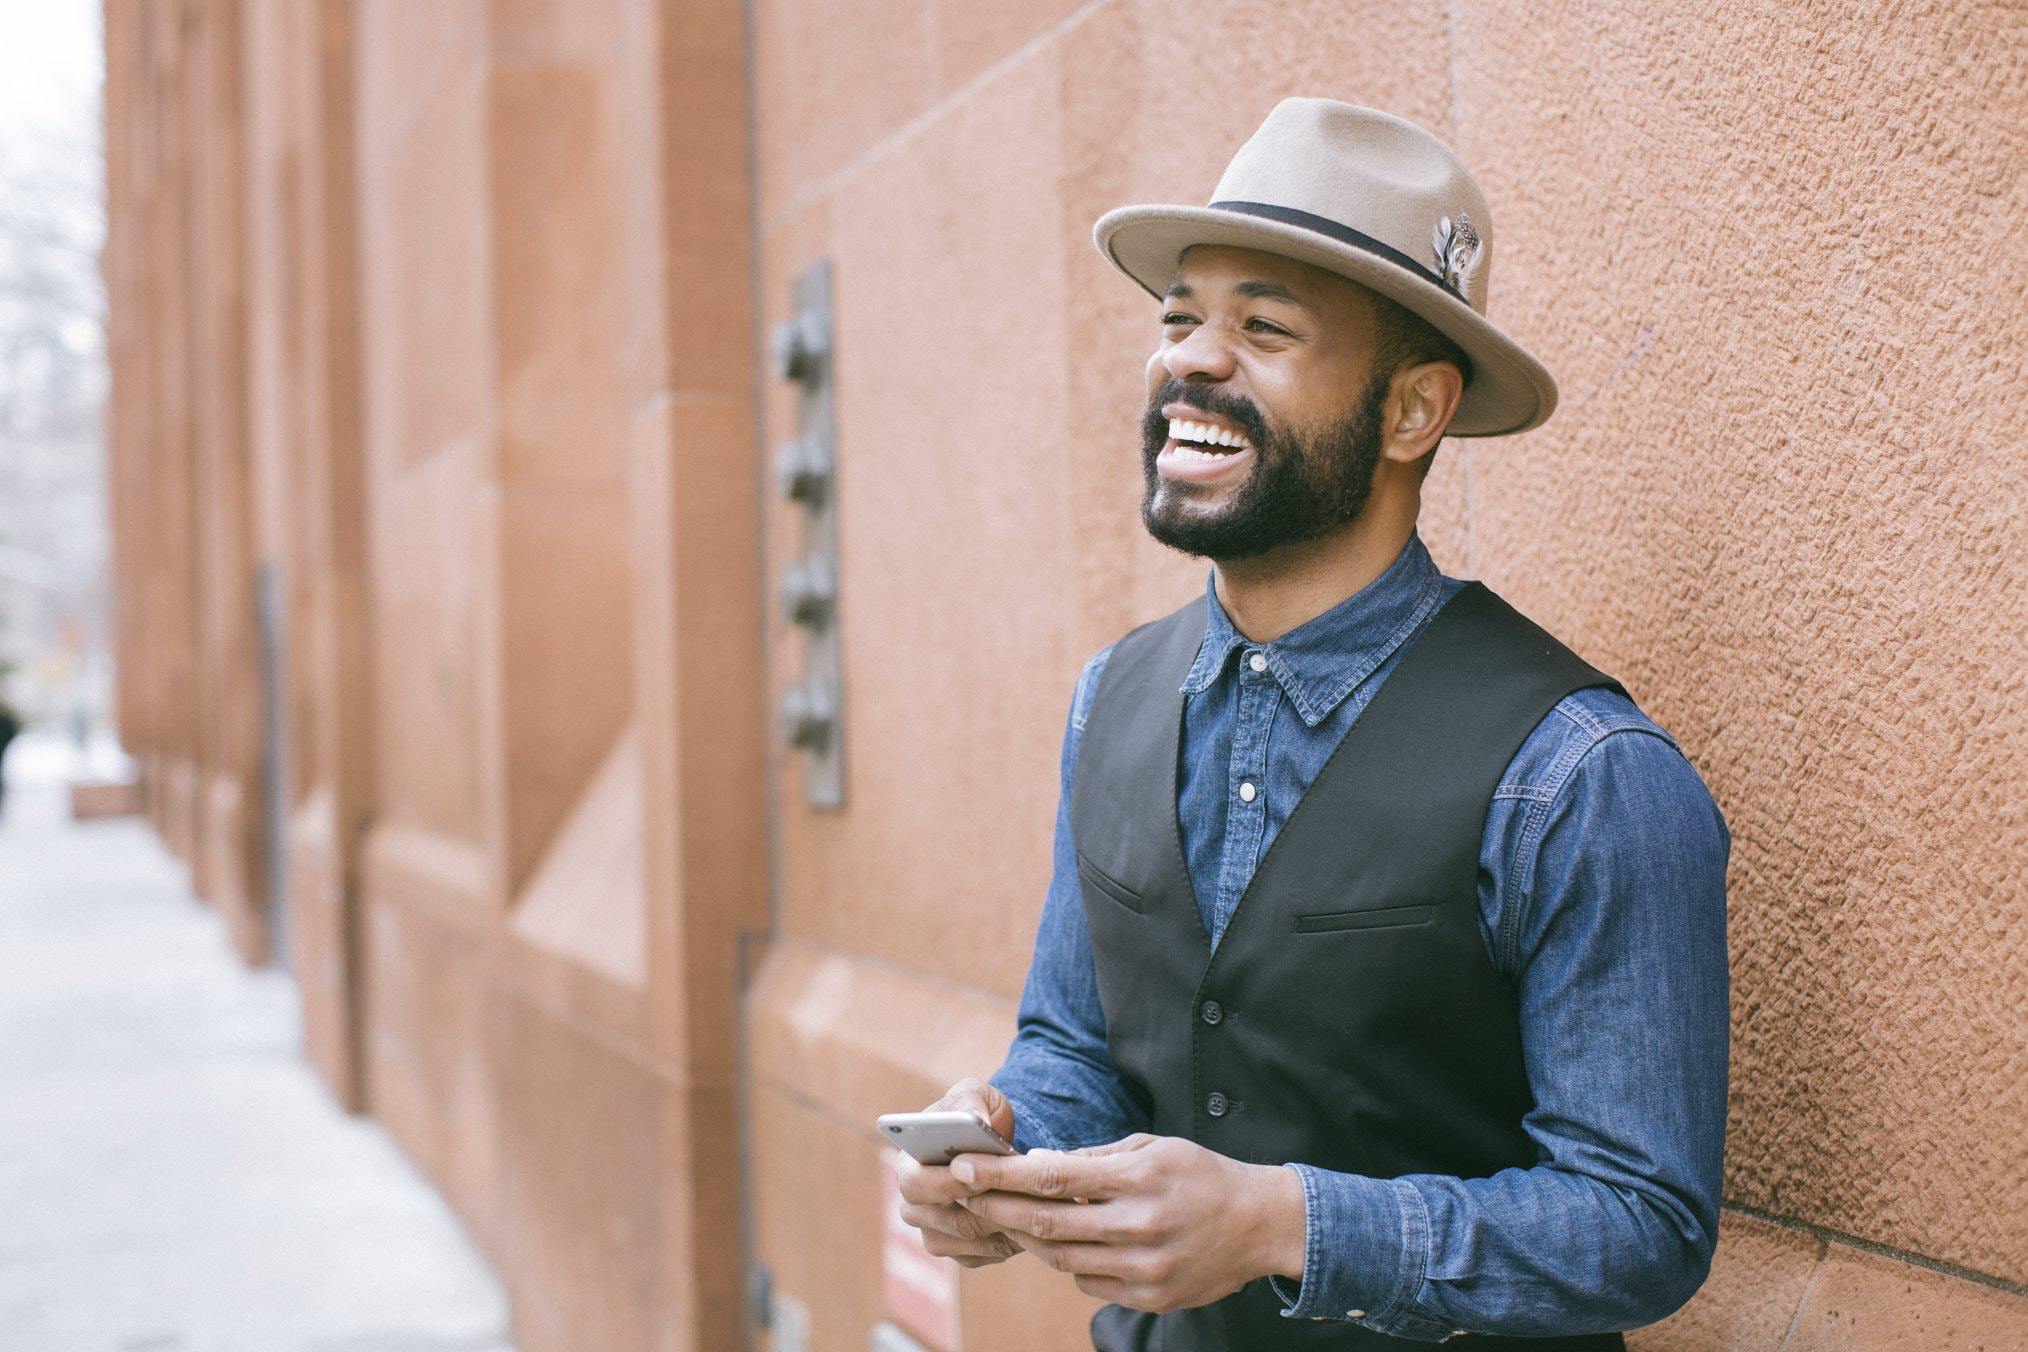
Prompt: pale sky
<box><xmin>0</xmin><ymin>0</ymin><xmax>101</xmax><ymax>142</ymax></box>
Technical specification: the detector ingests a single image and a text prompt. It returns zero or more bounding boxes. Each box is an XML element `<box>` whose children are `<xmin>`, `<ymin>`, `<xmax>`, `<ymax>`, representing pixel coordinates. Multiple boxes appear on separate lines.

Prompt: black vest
<box><xmin>1073</xmin><ymin>581</ymin><xmax>1629</xmax><ymax>1352</ymax></box>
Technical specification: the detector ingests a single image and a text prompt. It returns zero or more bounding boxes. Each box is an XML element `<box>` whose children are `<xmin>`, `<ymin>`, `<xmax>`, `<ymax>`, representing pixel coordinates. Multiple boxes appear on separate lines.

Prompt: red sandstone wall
<box><xmin>111</xmin><ymin>2</ymin><xmax>766</xmax><ymax>1349</ymax></box>
<box><xmin>102</xmin><ymin>0</ymin><xmax>268</xmax><ymax>961</ymax></box>
<box><xmin>344</xmin><ymin>2</ymin><xmax>766</xmax><ymax>1347</ymax></box>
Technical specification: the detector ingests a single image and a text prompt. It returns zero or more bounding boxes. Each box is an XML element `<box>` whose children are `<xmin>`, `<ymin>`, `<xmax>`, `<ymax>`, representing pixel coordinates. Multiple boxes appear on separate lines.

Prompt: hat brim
<box><xmin>1094</xmin><ymin>203</ymin><xmax>1558</xmax><ymax>437</ymax></box>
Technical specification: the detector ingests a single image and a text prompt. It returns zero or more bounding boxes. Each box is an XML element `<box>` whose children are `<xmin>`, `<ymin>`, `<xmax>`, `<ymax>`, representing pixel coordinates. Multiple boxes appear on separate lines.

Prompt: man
<box><xmin>894</xmin><ymin>99</ymin><xmax>1730</xmax><ymax>1350</ymax></box>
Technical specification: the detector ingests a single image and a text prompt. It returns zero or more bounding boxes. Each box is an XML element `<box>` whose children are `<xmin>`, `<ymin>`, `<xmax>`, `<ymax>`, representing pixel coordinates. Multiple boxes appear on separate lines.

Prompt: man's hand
<box><xmin>892</xmin><ymin>1078</ymin><xmax>1026</xmax><ymax>1268</ymax></box>
<box><xmin>948</xmin><ymin>1133</ymin><xmax>1306</xmax><ymax>1313</ymax></box>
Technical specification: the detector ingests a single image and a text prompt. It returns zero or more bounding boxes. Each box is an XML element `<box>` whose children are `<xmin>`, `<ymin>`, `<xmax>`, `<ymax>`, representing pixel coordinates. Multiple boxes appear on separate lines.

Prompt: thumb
<box><xmin>934</xmin><ymin>1076</ymin><xmax>1017</xmax><ymax>1145</ymax></box>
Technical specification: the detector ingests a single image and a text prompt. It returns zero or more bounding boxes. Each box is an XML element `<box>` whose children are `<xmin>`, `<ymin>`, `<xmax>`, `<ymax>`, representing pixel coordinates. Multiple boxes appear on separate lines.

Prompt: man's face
<box><xmin>1140</xmin><ymin>244</ymin><xmax>1392</xmax><ymax>561</ymax></box>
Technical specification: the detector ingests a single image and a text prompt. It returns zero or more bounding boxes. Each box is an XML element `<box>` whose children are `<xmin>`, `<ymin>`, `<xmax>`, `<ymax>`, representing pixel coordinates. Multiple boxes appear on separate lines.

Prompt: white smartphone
<box><xmin>878</xmin><ymin>1110</ymin><xmax>1018</xmax><ymax>1166</ymax></box>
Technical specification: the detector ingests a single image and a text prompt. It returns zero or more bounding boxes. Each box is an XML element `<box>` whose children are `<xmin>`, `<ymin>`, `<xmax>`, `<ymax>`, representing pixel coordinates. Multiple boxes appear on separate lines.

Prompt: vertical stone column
<box><xmin>188</xmin><ymin>0</ymin><xmax>266</xmax><ymax>963</ymax></box>
<box><xmin>236</xmin><ymin>0</ymin><xmax>379</xmax><ymax>1108</ymax></box>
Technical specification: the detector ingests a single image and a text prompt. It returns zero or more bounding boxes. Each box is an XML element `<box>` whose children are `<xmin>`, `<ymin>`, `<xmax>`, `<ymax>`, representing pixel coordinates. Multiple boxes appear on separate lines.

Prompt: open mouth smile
<box><xmin>1156</xmin><ymin>412</ymin><xmax>1256</xmax><ymax>483</ymax></box>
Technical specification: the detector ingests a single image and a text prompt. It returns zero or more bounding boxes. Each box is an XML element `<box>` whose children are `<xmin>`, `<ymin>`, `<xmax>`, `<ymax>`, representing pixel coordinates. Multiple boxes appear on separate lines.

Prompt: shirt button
<box><xmin>1346</xmin><ymin>1309</ymin><xmax>1366</xmax><ymax>1318</ymax></box>
<box><xmin>1205</xmin><ymin>1092</ymin><xmax>1228</xmax><ymax>1117</ymax></box>
<box><xmin>1238</xmin><ymin>781</ymin><xmax>1257</xmax><ymax>803</ymax></box>
<box><xmin>1248</xmin><ymin>651</ymin><xmax>1267</xmax><ymax>673</ymax></box>
<box><xmin>1200</xmin><ymin>1000</ymin><xmax>1223</xmax><ymax>1025</ymax></box>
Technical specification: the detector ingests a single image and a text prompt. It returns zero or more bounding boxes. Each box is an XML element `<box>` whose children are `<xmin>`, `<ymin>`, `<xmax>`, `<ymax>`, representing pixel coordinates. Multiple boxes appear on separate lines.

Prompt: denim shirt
<box><xmin>990</xmin><ymin>530</ymin><xmax>1731</xmax><ymax>1341</ymax></box>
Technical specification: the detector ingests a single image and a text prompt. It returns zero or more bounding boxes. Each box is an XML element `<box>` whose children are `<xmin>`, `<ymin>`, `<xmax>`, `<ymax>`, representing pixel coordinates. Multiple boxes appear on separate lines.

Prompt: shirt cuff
<box><xmin>986</xmin><ymin>1081</ymin><xmax>1064</xmax><ymax>1153</ymax></box>
<box><xmin>1268</xmin><ymin>1166</ymin><xmax>1428</xmax><ymax>1330</ymax></box>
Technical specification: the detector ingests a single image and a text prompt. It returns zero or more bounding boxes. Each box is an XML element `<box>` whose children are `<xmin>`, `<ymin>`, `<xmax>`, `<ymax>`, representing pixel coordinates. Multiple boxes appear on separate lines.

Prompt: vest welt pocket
<box><xmin>1292</xmin><ymin>902</ymin><xmax>1437</xmax><ymax>934</ymax></box>
<box><xmin>1075</xmin><ymin>851</ymin><xmax>1147</xmax><ymax>914</ymax></box>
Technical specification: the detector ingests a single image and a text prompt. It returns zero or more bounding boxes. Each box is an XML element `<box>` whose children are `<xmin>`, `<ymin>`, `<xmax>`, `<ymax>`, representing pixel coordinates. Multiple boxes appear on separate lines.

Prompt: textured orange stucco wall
<box><xmin>1442</xmin><ymin>1</ymin><xmax>2027</xmax><ymax>1291</ymax></box>
<box><xmin>746</xmin><ymin>0</ymin><xmax>2027</xmax><ymax>1346</ymax></box>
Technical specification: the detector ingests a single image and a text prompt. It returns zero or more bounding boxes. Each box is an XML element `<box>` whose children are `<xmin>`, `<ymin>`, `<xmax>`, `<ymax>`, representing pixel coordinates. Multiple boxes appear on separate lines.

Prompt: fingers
<box><xmin>951</xmin><ymin>1246</ymin><xmax>1021</xmax><ymax>1269</ymax></box>
<box><xmin>920</xmin><ymin>1225</ymin><xmax>1022</xmax><ymax>1264</ymax></box>
<box><xmin>1074</xmin><ymin>1272</ymin><xmax>1128</xmax><ymax>1303</ymax></box>
<box><xmin>898</xmin><ymin>1193</ymin><xmax>1025</xmax><ymax>1267</ymax></box>
<box><xmin>1018</xmin><ymin>1236</ymin><xmax>1139</xmax><ymax>1280</ymax></box>
<box><xmin>893</xmin><ymin>1150</ymin><xmax>976</xmax><ymax>1206</ymax></box>
<box><xmin>956</xmin><ymin>1191</ymin><xmax>1134</xmax><ymax>1245</ymax></box>
<box><xmin>951</xmin><ymin>1146</ymin><xmax>1125</xmax><ymax>1200</ymax></box>
<box><xmin>898</xmin><ymin>1196</ymin><xmax>1003</xmax><ymax>1241</ymax></box>
<box><xmin>1066</xmin><ymin>1261</ymin><xmax>1181</xmax><ymax>1313</ymax></box>
<box><xmin>918</xmin><ymin>1219</ymin><xmax>1022</xmax><ymax>1262</ymax></box>
<box><xmin>1072</xmin><ymin>1272</ymin><xmax>1178</xmax><ymax>1312</ymax></box>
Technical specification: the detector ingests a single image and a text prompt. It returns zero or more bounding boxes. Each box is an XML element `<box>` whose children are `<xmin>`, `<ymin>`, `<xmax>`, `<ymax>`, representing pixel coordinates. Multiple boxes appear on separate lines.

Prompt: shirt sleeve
<box><xmin>990</xmin><ymin>646</ymin><xmax>1151</xmax><ymax>1153</ymax></box>
<box><xmin>1270</xmin><ymin>723</ymin><xmax>1732</xmax><ymax>1339</ymax></box>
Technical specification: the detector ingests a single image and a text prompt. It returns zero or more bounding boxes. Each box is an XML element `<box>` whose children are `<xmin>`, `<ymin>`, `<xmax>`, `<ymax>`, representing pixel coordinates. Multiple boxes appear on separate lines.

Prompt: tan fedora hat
<box><xmin>1094</xmin><ymin>98</ymin><xmax>1556</xmax><ymax>437</ymax></box>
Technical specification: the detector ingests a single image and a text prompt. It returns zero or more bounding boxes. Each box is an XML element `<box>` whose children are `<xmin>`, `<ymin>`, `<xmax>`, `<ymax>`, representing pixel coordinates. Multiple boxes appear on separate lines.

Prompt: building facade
<box><xmin>101</xmin><ymin>1</ymin><xmax>2026</xmax><ymax>1349</ymax></box>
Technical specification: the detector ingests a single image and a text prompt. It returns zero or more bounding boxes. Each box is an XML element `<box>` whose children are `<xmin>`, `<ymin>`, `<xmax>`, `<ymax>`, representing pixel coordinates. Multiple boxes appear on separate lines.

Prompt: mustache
<box><xmin>1142</xmin><ymin>382</ymin><xmax>1271</xmax><ymax>448</ymax></box>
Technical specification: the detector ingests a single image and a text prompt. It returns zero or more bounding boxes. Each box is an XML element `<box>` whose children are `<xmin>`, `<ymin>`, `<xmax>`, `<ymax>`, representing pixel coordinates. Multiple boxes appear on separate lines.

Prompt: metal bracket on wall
<box><xmin>773</xmin><ymin>260</ymin><xmax>844</xmax><ymax>809</ymax></box>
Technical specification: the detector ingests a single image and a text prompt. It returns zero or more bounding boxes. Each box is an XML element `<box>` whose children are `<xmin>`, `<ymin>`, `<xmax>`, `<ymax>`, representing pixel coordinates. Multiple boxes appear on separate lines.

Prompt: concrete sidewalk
<box><xmin>0</xmin><ymin>737</ymin><xmax>513</xmax><ymax>1352</ymax></box>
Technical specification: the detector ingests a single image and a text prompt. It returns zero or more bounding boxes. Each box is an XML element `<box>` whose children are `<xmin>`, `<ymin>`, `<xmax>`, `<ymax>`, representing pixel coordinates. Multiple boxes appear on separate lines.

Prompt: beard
<box><xmin>1139</xmin><ymin>368</ymin><xmax>1391</xmax><ymax>561</ymax></box>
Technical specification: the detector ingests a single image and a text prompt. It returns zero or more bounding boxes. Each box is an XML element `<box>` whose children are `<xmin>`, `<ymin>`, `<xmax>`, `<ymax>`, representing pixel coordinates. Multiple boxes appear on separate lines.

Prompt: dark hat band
<box><xmin>1208</xmin><ymin>199</ymin><xmax>1465</xmax><ymax>302</ymax></box>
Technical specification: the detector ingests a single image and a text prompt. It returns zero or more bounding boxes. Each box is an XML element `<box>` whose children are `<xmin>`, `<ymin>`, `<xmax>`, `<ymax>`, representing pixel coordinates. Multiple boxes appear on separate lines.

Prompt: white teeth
<box><xmin>1167</xmin><ymin>417</ymin><xmax>1248</xmax><ymax>450</ymax></box>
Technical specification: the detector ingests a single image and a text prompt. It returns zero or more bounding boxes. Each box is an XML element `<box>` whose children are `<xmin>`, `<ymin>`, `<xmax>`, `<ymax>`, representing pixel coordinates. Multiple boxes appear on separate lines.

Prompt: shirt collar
<box><xmin>1179</xmin><ymin>529</ymin><xmax>1449</xmax><ymax>727</ymax></box>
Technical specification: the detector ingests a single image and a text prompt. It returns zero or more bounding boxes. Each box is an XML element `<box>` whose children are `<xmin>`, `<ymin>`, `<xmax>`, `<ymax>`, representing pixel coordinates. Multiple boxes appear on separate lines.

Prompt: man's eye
<box><xmin>1161</xmin><ymin>312</ymin><xmax>1196</xmax><ymax>326</ymax></box>
<box><xmin>1245</xmin><ymin>318</ymin><xmax>1288</xmax><ymax>335</ymax></box>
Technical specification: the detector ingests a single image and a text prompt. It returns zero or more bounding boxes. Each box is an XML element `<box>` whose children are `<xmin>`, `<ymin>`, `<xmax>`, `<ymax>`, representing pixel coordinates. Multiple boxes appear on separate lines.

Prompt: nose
<box><xmin>1160</xmin><ymin>320</ymin><xmax>1238</xmax><ymax>384</ymax></box>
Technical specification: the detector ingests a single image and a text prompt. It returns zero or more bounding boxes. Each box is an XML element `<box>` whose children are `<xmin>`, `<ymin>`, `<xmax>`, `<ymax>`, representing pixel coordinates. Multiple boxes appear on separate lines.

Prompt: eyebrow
<box><xmin>1236</xmin><ymin>279</ymin><xmax>1305</xmax><ymax>306</ymax></box>
<box><xmin>1162</xmin><ymin>278</ymin><xmax>1310</xmax><ymax>309</ymax></box>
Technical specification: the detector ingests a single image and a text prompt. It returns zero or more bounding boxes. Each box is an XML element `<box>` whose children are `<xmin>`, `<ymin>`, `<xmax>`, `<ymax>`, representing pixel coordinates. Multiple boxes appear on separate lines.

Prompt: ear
<box><xmin>1381</xmin><ymin>360</ymin><xmax>1465</xmax><ymax>470</ymax></box>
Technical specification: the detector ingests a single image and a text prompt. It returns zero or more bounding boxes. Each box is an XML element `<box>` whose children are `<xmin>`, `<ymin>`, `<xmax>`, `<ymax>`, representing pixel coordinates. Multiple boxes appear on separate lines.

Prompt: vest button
<box><xmin>1200</xmin><ymin>1000</ymin><xmax>1224</xmax><ymax>1025</ymax></box>
<box><xmin>1205</xmin><ymin>1092</ymin><xmax>1229</xmax><ymax>1117</ymax></box>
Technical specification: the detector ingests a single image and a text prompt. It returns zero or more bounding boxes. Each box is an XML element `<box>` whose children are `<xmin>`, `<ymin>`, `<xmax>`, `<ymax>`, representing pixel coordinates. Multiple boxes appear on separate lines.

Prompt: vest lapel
<box><xmin>1070</xmin><ymin>599</ymin><xmax>1212</xmax><ymax>948</ymax></box>
<box><xmin>1166</xmin><ymin>655</ymin><xmax>1215</xmax><ymax>953</ymax></box>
